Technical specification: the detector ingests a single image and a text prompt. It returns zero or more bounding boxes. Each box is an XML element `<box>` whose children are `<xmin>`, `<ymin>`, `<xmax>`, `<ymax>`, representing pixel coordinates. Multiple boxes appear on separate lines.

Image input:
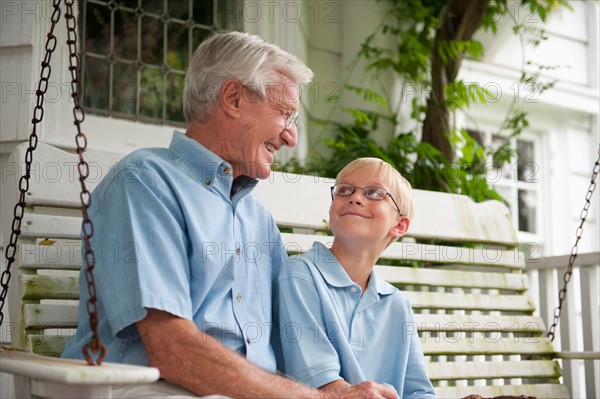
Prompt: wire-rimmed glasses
<box><xmin>330</xmin><ymin>183</ymin><xmax>402</xmax><ymax>215</ymax></box>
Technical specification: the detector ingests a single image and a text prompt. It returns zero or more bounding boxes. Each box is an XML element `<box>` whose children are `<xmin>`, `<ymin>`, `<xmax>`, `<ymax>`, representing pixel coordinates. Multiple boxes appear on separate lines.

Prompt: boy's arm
<box><xmin>402</xmin><ymin>310</ymin><xmax>437</xmax><ymax>399</ymax></box>
<box><xmin>275</xmin><ymin>265</ymin><xmax>365</xmax><ymax>390</ymax></box>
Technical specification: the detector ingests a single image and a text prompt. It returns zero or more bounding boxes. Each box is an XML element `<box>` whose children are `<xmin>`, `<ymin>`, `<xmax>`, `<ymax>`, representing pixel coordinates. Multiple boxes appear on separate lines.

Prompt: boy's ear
<box><xmin>390</xmin><ymin>216</ymin><xmax>410</xmax><ymax>238</ymax></box>
<box><xmin>219</xmin><ymin>79</ymin><xmax>243</xmax><ymax>118</ymax></box>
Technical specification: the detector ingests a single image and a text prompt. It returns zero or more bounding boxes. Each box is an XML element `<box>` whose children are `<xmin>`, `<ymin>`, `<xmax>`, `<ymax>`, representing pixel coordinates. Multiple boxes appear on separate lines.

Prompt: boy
<box><xmin>274</xmin><ymin>157</ymin><xmax>437</xmax><ymax>398</ymax></box>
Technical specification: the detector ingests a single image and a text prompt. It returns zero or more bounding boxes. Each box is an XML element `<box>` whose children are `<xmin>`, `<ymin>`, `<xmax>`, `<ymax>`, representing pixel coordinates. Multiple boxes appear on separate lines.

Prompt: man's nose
<box><xmin>281</xmin><ymin>125</ymin><xmax>298</xmax><ymax>148</ymax></box>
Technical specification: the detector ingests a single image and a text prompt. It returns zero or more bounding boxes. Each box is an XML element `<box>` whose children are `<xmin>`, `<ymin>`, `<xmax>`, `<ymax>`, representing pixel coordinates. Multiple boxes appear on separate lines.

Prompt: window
<box><xmin>79</xmin><ymin>0</ymin><xmax>243</xmax><ymax>125</ymax></box>
<box><xmin>488</xmin><ymin>134</ymin><xmax>542</xmax><ymax>237</ymax></box>
<box><xmin>515</xmin><ymin>139</ymin><xmax>539</xmax><ymax>233</ymax></box>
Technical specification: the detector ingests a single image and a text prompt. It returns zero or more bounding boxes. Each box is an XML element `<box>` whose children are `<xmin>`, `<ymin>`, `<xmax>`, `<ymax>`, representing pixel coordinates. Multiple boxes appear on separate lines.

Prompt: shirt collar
<box><xmin>169</xmin><ymin>131</ymin><xmax>258</xmax><ymax>199</ymax></box>
<box><xmin>367</xmin><ymin>270</ymin><xmax>397</xmax><ymax>296</ymax></box>
<box><xmin>308</xmin><ymin>241</ymin><xmax>397</xmax><ymax>297</ymax></box>
<box><xmin>308</xmin><ymin>241</ymin><xmax>354</xmax><ymax>288</ymax></box>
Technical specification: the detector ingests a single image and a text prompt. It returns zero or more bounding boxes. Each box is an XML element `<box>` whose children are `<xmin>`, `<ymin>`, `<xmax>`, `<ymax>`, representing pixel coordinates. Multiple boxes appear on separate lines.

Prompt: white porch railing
<box><xmin>526</xmin><ymin>251</ymin><xmax>600</xmax><ymax>399</ymax></box>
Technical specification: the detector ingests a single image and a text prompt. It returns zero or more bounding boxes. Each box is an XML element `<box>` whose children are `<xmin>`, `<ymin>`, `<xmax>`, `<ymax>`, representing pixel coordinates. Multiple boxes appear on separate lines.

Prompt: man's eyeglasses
<box><xmin>285</xmin><ymin>110</ymin><xmax>299</xmax><ymax>129</ymax></box>
<box><xmin>240</xmin><ymin>81</ymin><xmax>299</xmax><ymax>130</ymax></box>
<box><xmin>330</xmin><ymin>183</ymin><xmax>402</xmax><ymax>215</ymax></box>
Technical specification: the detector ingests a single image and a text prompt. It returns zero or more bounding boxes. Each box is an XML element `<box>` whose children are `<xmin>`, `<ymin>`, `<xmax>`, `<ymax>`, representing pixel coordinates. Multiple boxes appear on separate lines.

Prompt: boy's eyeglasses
<box><xmin>330</xmin><ymin>183</ymin><xmax>402</xmax><ymax>215</ymax></box>
<box><xmin>285</xmin><ymin>110</ymin><xmax>299</xmax><ymax>129</ymax></box>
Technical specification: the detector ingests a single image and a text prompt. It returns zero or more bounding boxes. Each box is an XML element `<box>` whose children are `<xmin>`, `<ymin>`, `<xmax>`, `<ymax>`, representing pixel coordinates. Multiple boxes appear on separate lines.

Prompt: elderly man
<box><xmin>62</xmin><ymin>32</ymin><xmax>397</xmax><ymax>398</ymax></box>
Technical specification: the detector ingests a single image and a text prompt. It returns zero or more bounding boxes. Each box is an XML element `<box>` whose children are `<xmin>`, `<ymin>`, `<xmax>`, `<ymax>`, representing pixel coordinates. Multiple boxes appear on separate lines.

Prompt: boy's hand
<box><xmin>320</xmin><ymin>381</ymin><xmax>398</xmax><ymax>399</ymax></box>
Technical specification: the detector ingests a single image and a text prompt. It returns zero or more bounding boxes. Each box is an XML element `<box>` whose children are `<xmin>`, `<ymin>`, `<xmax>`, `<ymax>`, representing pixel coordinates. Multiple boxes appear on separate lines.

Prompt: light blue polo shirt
<box><xmin>274</xmin><ymin>242</ymin><xmax>436</xmax><ymax>398</ymax></box>
<box><xmin>62</xmin><ymin>131</ymin><xmax>284</xmax><ymax>372</ymax></box>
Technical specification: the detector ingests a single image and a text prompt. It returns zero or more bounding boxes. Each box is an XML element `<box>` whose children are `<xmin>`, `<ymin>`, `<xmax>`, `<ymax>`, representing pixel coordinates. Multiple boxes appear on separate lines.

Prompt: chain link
<box><xmin>547</xmin><ymin>144</ymin><xmax>600</xmax><ymax>342</ymax></box>
<box><xmin>64</xmin><ymin>0</ymin><xmax>106</xmax><ymax>365</ymax></box>
<box><xmin>0</xmin><ymin>0</ymin><xmax>62</xmax><ymax>328</ymax></box>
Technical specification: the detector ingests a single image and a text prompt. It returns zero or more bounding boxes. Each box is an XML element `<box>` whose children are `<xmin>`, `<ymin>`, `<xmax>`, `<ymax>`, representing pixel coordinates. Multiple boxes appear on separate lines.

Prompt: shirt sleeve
<box><xmin>275</xmin><ymin>261</ymin><xmax>344</xmax><ymax>388</ymax></box>
<box><xmin>402</xmin><ymin>309</ymin><xmax>438</xmax><ymax>399</ymax></box>
<box><xmin>90</xmin><ymin>163</ymin><xmax>193</xmax><ymax>339</ymax></box>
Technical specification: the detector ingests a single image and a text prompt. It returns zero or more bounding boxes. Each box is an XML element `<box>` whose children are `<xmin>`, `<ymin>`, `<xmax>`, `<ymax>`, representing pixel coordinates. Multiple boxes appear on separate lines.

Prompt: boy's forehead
<box><xmin>338</xmin><ymin>168</ymin><xmax>391</xmax><ymax>187</ymax></box>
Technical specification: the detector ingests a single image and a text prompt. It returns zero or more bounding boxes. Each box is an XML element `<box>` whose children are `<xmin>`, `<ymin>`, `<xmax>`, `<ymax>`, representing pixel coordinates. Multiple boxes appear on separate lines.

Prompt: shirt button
<box><xmin>246</xmin><ymin>338</ymin><xmax>251</xmax><ymax>345</ymax></box>
<box><xmin>350</xmin><ymin>287</ymin><xmax>358</xmax><ymax>293</ymax></box>
<box><xmin>224</xmin><ymin>167</ymin><xmax>232</xmax><ymax>175</ymax></box>
<box><xmin>236</xmin><ymin>248</ymin><xmax>240</xmax><ymax>256</ymax></box>
<box><xmin>236</xmin><ymin>293</ymin><xmax>242</xmax><ymax>302</ymax></box>
<box><xmin>203</xmin><ymin>177</ymin><xmax>212</xmax><ymax>185</ymax></box>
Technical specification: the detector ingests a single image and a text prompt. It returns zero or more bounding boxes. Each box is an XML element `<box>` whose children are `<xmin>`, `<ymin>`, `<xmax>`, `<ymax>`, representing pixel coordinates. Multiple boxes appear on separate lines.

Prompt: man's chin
<box><xmin>245</xmin><ymin>165</ymin><xmax>272</xmax><ymax>180</ymax></box>
<box><xmin>236</xmin><ymin>161</ymin><xmax>272</xmax><ymax>179</ymax></box>
<box><xmin>256</xmin><ymin>167</ymin><xmax>272</xmax><ymax>180</ymax></box>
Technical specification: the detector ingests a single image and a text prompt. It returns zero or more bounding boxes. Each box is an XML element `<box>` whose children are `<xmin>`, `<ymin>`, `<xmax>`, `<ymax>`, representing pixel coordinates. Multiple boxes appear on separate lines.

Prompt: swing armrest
<box><xmin>554</xmin><ymin>351</ymin><xmax>600</xmax><ymax>360</ymax></box>
<box><xmin>0</xmin><ymin>350</ymin><xmax>160</xmax><ymax>385</ymax></box>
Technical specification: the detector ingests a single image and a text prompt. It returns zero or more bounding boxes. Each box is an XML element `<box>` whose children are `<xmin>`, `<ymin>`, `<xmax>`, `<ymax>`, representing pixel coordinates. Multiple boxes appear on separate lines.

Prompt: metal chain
<box><xmin>0</xmin><ymin>0</ymin><xmax>62</xmax><ymax>327</ymax></box>
<box><xmin>64</xmin><ymin>0</ymin><xmax>106</xmax><ymax>366</ymax></box>
<box><xmin>0</xmin><ymin>0</ymin><xmax>105</xmax><ymax>366</ymax></box>
<box><xmin>547</xmin><ymin>144</ymin><xmax>600</xmax><ymax>342</ymax></box>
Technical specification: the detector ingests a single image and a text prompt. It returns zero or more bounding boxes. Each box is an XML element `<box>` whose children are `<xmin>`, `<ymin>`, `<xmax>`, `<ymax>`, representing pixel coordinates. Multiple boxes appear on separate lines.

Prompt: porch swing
<box><xmin>1</xmin><ymin>1</ymin><xmax>599</xmax><ymax>399</ymax></box>
<box><xmin>0</xmin><ymin>1</ymin><xmax>158</xmax><ymax>398</ymax></box>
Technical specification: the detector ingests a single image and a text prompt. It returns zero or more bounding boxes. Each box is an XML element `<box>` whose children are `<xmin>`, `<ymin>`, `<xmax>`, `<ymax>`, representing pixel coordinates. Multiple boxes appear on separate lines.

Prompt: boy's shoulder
<box><xmin>280</xmin><ymin>241</ymin><xmax>345</xmax><ymax>283</ymax></box>
<box><xmin>282</xmin><ymin>242</ymin><xmax>327</xmax><ymax>276</ymax></box>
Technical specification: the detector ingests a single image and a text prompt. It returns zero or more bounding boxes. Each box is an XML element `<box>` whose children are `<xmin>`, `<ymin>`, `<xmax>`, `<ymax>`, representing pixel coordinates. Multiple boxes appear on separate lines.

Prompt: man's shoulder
<box><xmin>116</xmin><ymin>147</ymin><xmax>174</xmax><ymax>173</ymax></box>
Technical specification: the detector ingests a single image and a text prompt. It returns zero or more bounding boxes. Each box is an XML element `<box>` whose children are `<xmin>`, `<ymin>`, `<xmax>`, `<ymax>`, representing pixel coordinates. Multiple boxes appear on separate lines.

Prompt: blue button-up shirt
<box><xmin>274</xmin><ymin>242</ymin><xmax>436</xmax><ymax>398</ymax></box>
<box><xmin>62</xmin><ymin>131</ymin><xmax>284</xmax><ymax>372</ymax></box>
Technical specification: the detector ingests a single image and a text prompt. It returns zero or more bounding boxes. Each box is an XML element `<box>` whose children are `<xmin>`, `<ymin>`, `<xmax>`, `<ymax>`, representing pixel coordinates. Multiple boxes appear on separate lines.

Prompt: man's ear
<box><xmin>390</xmin><ymin>216</ymin><xmax>410</xmax><ymax>238</ymax></box>
<box><xmin>219</xmin><ymin>79</ymin><xmax>243</xmax><ymax>118</ymax></box>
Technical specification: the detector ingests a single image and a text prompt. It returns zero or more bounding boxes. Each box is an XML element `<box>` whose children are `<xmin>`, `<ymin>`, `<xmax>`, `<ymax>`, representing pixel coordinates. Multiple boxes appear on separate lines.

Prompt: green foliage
<box><xmin>445</xmin><ymin>81</ymin><xmax>493</xmax><ymax>110</ymax></box>
<box><xmin>275</xmin><ymin>0</ymin><xmax>569</xmax><ymax>203</ymax></box>
<box><xmin>437</xmin><ymin>40</ymin><xmax>485</xmax><ymax>64</ymax></box>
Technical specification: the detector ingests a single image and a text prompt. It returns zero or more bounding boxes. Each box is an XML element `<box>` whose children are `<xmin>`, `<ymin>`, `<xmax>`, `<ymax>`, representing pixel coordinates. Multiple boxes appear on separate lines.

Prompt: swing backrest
<box><xmin>4</xmin><ymin>142</ymin><xmax>123</xmax><ymax>355</ymax></box>
<box><xmin>2</xmin><ymin>142</ymin><xmax>569</xmax><ymax>399</ymax></box>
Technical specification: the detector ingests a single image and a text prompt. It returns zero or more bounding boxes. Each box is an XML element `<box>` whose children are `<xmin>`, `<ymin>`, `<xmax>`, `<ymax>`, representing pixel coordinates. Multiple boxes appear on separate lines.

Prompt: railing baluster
<box><xmin>526</xmin><ymin>252</ymin><xmax>600</xmax><ymax>398</ymax></box>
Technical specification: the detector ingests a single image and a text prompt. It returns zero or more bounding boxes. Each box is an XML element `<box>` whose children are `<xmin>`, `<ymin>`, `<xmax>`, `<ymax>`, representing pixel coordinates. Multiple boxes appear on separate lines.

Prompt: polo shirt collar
<box><xmin>368</xmin><ymin>270</ymin><xmax>397</xmax><ymax>296</ymax></box>
<box><xmin>309</xmin><ymin>241</ymin><xmax>397</xmax><ymax>297</ymax></box>
<box><xmin>308</xmin><ymin>242</ymin><xmax>354</xmax><ymax>288</ymax></box>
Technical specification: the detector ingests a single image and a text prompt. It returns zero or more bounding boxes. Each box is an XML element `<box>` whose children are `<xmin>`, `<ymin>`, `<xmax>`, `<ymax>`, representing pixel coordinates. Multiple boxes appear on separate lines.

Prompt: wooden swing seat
<box><xmin>0</xmin><ymin>142</ymin><xmax>569</xmax><ymax>398</ymax></box>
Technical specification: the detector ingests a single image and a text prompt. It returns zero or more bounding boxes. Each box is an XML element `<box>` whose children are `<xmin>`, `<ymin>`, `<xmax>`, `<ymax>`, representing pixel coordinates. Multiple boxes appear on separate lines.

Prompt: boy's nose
<box><xmin>348</xmin><ymin>190</ymin><xmax>364</xmax><ymax>204</ymax></box>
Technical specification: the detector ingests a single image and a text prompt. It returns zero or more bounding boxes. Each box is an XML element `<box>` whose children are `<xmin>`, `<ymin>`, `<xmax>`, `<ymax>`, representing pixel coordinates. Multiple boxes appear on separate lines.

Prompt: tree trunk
<box><xmin>421</xmin><ymin>0</ymin><xmax>491</xmax><ymax>163</ymax></box>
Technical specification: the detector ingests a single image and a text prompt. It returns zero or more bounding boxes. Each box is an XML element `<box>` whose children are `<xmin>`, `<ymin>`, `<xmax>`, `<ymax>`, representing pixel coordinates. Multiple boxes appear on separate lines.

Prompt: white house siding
<box><xmin>464</xmin><ymin>1</ymin><xmax>599</xmax><ymax>257</ymax></box>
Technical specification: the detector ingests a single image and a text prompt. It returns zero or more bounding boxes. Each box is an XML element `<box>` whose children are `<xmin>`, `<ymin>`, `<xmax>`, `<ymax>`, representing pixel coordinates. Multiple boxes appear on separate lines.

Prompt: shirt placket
<box><xmin>348</xmin><ymin>284</ymin><xmax>364</xmax><ymax>347</ymax></box>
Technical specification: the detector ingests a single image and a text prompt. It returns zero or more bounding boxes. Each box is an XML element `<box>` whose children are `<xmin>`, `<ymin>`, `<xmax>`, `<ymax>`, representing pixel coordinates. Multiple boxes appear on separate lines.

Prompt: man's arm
<box><xmin>137</xmin><ymin>309</ymin><xmax>397</xmax><ymax>399</ymax></box>
<box><xmin>321</xmin><ymin>380</ymin><xmax>351</xmax><ymax>390</ymax></box>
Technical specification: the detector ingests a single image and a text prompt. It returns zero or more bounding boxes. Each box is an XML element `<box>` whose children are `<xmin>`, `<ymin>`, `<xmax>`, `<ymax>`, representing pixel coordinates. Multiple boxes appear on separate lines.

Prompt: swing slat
<box><xmin>282</xmin><ymin>233</ymin><xmax>524</xmax><ymax>270</ymax></box>
<box><xmin>435</xmin><ymin>384</ymin><xmax>570</xmax><ymax>399</ymax></box>
<box><xmin>24</xmin><ymin>304</ymin><xmax>78</xmax><ymax>329</ymax></box>
<box><xmin>427</xmin><ymin>360</ymin><xmax>563</xmax><ymax>380</ymax></box>
<box><xmin>414</xmin><ymin>314</ymin><xmax>547</xmax><ymax>333</ymax></box>
<box><xmin>421</xmin><ymin>337</ymin><xmax>556</xmax><ymax>356</ymax></box>
<box><xmin>404</xmin><ymin>291</ymin><xmax>535</xmax><ymax>312</ymax></box>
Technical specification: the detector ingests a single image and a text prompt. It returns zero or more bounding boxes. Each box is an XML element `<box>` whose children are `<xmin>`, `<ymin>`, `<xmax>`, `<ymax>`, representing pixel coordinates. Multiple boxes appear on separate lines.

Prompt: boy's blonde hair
<box><xmin>335</xmin><ymin>157</ymin><xmax>414</xmax><ymax>219</ymax></box>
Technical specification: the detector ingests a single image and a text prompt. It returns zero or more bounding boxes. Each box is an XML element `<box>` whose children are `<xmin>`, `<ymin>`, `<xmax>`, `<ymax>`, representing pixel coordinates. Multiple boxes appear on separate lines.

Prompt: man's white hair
<box><xmin>183</xmin><ymin>31</ymin><xmax>314</xmax><ymax>124</ymax></box>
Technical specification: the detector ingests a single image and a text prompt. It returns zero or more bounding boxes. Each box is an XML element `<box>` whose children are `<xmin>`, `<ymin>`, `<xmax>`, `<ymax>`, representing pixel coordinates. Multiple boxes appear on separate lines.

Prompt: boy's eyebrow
<box><xmin>338</xmin><ymin>180</ymin><xmax>389</xmax><ymax>188</ymax></box>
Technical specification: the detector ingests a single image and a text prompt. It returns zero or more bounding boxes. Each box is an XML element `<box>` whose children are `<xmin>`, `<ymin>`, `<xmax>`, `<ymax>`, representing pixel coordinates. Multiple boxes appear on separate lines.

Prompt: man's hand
<box><xmin>321</xmin><ymin>381</ymin><xmax>398</xmax><ymax>399</ymax></box>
